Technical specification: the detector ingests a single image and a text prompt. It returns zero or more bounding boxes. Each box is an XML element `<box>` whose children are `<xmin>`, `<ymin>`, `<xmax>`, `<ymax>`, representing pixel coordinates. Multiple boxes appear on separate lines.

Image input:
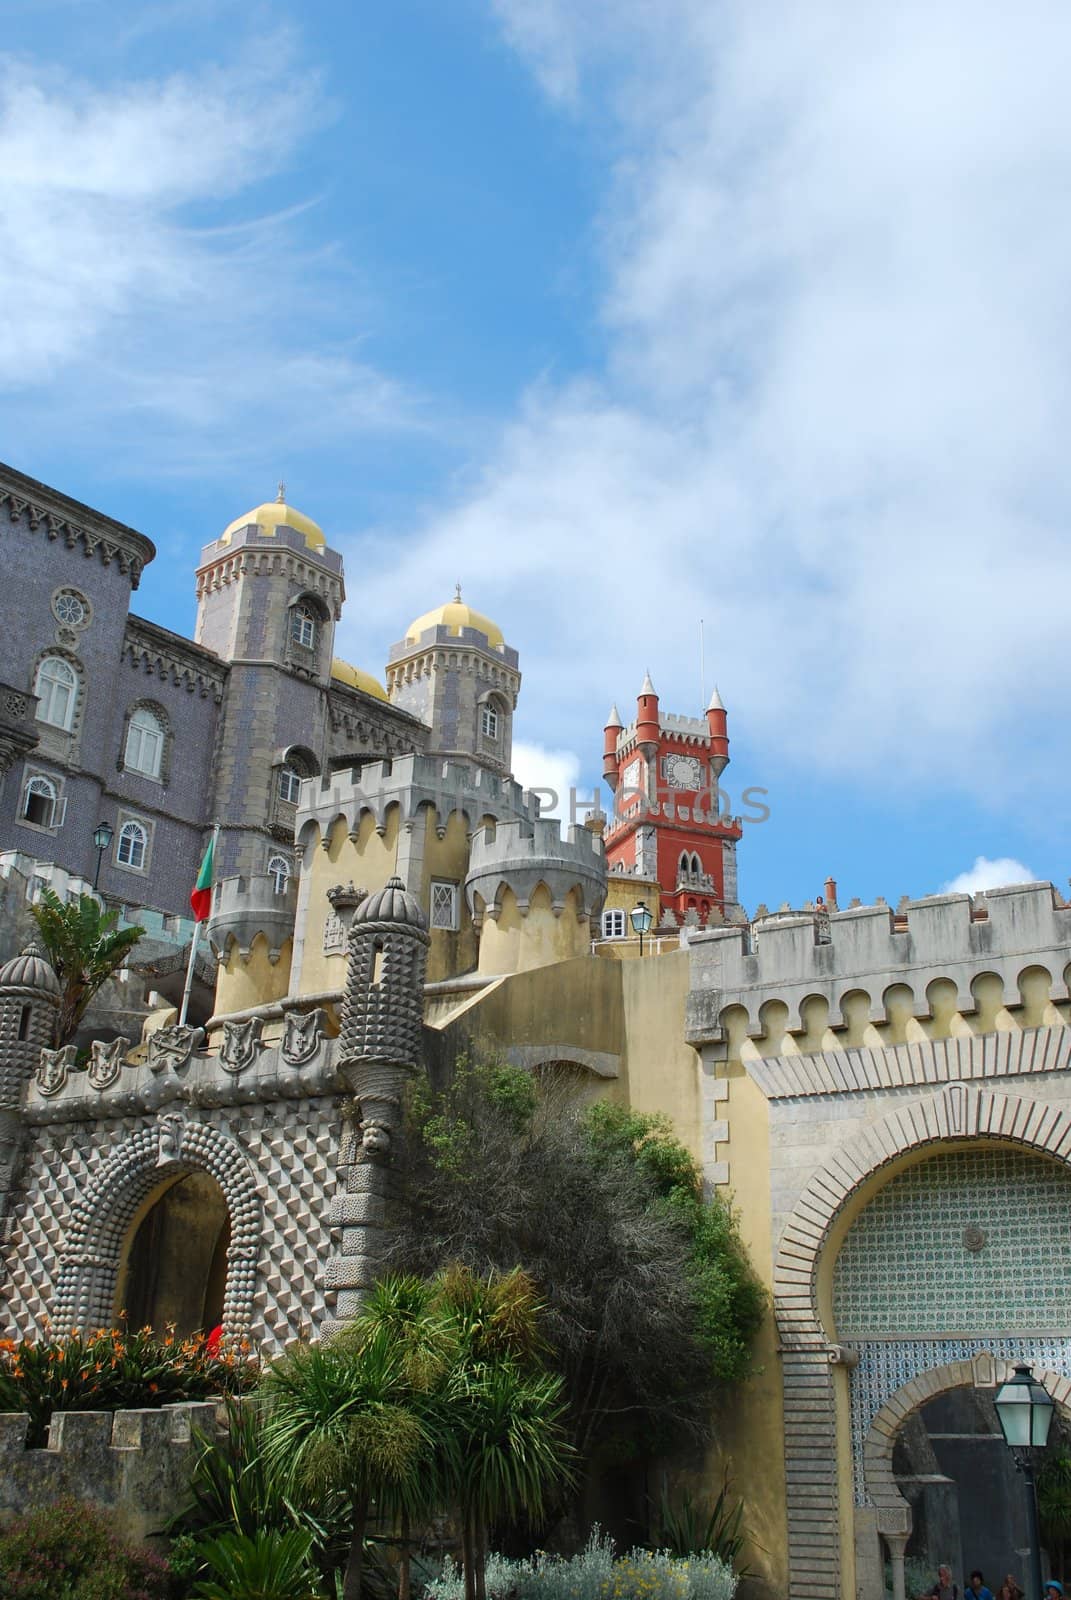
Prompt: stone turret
<box><xmin>465</xmin><ymin>817</ymin><xmax>607</xmax><ymax>975</ymax></box>
<box><xmin>325</xmin><ymin>877</ymin><xmax>430</xmax><ymax>1331</ymax></box>
<box><xmin>207</xmin><ymin>872</ymin><xmax>297</xmax><ymax>1017</ymax></box>
<box><xmin>0</xmin><ymin>940</ymin><xmax>60</xmax><ymax>1214</ymax></box>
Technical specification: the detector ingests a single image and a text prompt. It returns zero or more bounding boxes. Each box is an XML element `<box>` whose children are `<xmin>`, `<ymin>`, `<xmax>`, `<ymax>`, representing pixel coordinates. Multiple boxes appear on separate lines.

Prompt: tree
<box><xmin>260</xmin><ymin>1325</ymin><xmax>433</xmax><ymax>1600</ymax></box>
<box><xmin>387</xmin><ymin>1059</ymin><xmax>766</xmax><ymax>1464</ymax></box>
<box><xmin>29</xmin><ymin>888</ymin><xmax>143</xmax><ymax>1047</ymax></box>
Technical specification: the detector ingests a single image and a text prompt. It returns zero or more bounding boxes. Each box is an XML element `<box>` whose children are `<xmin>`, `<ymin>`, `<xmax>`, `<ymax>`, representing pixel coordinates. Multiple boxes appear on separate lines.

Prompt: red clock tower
<box><xmin>602</xmin><ymin>675</ymin><xmax>742</xmax><ymax>927</ymax></box>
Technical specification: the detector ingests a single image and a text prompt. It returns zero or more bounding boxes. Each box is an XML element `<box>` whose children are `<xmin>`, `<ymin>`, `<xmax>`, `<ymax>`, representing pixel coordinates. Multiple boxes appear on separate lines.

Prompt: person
<box><xmin>1043</xmin><ymin>1582</ymin><xmax>1064</xmax><ymax>1599</ymax></box>
<box><xmin>966</xmin><ymin>1573</ymin><xmax>994</xmax><ymax>1600</ymax></box>
<box><xmin>996</xmin><ymin>1580</ymin><xmax>1023</xmax><ymax>1600</ymax></box>
<box><xmin>929</xmin><ymin>1567</ymin><xmax>958</xmax><ymax>1600</ymax></box>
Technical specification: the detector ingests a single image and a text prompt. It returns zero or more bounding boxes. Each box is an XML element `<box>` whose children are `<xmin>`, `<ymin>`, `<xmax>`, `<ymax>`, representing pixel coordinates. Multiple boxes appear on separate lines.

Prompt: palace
<box><xmin>1</xmin><ymin>464</ymin><xmax>1070</xmax><ymax>1600</ymax></box>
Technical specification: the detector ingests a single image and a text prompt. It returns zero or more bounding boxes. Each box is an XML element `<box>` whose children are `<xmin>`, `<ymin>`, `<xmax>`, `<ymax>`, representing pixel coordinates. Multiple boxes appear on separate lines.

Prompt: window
<box><xmin>52</xmin><ymin>589</ymin><xmax>88</xmax><ymax>627</ymax></box>
<box><xmin>268</xmin><ymin>855</ymin><xmax>291</xmax><ymax>895</ymax></box>
<box><xmin>22</xmin><ymin>775</ymin><xmax>57</xmax><ymax>829</ymax></box>
<box><xmin>116</xmin><ymin>821</ymin><xmax>147</xmax><ymax>870</ymax></box>
<box><xmin>430</xmin><ymin>880</ymin><xmax>460</xmax><ymax>931</ymax></box>
<box><xmin>692</xmin><ymin>853</ymin><xmax>702</xmax><ymax>876</ymax></box>
<box><xmin>290</xmin><ymin>605</ymin><xmax>316</xmax><ymax>649</ymax></box>
<box><xmin>601</xmin><ymin>908</ymin><xmax>626</xmax><ymax>939</ymax></box>
<box><xmin>124</xmin><ymin>706</ymin><xmax>164</xmax><ymax>778</ymax></box>
<box><xmin>278</xmin><ymin>765</ymin><xmax>302</xmax><ymax>804</ymax></box>
<box><xmin>480</xmin><ymin>704</ymin><xmax>499</xmax><ymax>740</ymax></box>
<box><xmin>34</xmin><ymin>657</ymin><xmax>77</xmax><ymax>731</ymax></box>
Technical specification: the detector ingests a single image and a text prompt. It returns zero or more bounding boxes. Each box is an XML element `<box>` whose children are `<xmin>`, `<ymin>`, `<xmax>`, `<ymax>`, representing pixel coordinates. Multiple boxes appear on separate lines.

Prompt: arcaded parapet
<box><xmin>298</xmin><ymin>752</ymin><xmax>534</xmax><ymax>843</ymax></box>
<box><xmin>207</xmin><ymin>872</ymin><xmax>297</xmax><ymax>965</ymax></box>
<box><xmin>0</xmin><ymin>1402</ymin><xmax>220</xmax><ymax>1542</ymax></box>
<box><xmin>686</xmin><ymin>881</ymin><xmax>1071</xmax><ymax>1046</ymax></box>
<box><xmin>465</xmin><ymin>816</ymin><xmax>607</xmax><ymax>922</ymax></box>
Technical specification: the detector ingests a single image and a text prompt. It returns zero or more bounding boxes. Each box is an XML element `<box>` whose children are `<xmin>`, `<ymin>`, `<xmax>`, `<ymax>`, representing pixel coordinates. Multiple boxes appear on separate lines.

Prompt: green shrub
<box><xmin>0</xmin><ymin>1323</ymin><xmax>258</xmax><ymax>1446</ymax></box>
<box><xmin>190</xmin><ymin>1527</ymin><xmax>321</xmax><ymax>1599</ymax></box>
<box><xmin>655</xmin><ymin>1477</ymin><xmax>751</xmax><ymax>1573</ymax></box>
<box><xmin>0</xmin><ymin>1497</ymin><xmax>171</xmax><ymax>1599</ymax></box>
<box><xmin>423</xmin><ymin>1528</ymin><xmax>737</xmax><ymax>1600</ymax></box>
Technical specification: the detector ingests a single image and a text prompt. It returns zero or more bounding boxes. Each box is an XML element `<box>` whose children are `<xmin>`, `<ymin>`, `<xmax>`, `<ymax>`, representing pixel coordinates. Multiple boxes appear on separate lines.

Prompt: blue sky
<box><xmin>2</xmin><ymin>0</ymin><xmax>1069</xmax><ymax>912</ymax></box>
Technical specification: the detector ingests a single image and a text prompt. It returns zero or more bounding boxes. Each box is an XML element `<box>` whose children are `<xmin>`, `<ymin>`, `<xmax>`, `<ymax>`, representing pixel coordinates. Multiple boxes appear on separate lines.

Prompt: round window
<box><xmin>52</xmin><ymin>590</ymin><xmax>89</xmax><ymax>628</ymax></box>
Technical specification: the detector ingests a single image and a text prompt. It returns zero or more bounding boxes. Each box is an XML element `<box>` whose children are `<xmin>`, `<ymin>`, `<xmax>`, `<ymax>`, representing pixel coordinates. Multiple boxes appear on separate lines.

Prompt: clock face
<box><xmin>621</xmin><ymin>758</ymin><xmax>643</xmax><ymax>792</ymax></box>
<box><xmin>664</xmin><ymin>753</ymin><xmax>702</xmax><ymax>790</ymax></box>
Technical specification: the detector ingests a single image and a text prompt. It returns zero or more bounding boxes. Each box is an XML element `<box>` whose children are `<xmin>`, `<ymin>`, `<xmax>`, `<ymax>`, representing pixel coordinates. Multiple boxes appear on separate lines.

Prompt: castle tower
<box><xmin>385</xmin><ymin>591</ymin><xmax>520</xmax><ymax>776</ymax></box>
<box><xmin>324</xmin><ymin>877</ymin><xmax>430</xmax><ymax>1330</ymax></box>
<box><xmin>194</xmin><ymin>490</ymin><xmax>345</xmax><ymax>879</ymax></box>
<box><xmin>0</xmin><ymin>940</ymin><xmax>60</xmax><ymax>1214</ymax></box>
<box><xmin>602</xmin><ymin>675</ymin><xmax>743</xmax><ymax>927</ymax></box>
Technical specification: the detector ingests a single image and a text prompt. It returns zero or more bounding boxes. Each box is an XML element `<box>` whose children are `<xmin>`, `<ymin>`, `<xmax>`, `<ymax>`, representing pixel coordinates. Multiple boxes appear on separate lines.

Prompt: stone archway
<box><xmin>771</xmin><ymin>1080</ymin><xmax>1071</xmax><ymax>1600</ymax></box>
<box><xmin>863</xmin><ymin>1359</ymin><xmax>1071</xmax><ymax>1600</ymax></box>
<box><xmin>53</xmin><ymin>1117</ymin><xmax>260</xmax><ymax>1340</ymax></box>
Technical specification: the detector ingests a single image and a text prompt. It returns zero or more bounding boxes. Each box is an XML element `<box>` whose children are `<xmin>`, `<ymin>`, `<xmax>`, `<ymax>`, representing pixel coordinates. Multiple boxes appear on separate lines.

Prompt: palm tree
<box><xmin>426</xmin><ymin>1266</ymin><xmax>576</xmax><ymax>1600</ymax></box>
<box><xmin>260</xmin><ymin>1325</ymin><xmax>435</xmax><ymax>1600</ymax></box>
<box><xmin>29</xmin><ymin>888</ymin><xmax>143</xmax><ymax>1046</ymax></box>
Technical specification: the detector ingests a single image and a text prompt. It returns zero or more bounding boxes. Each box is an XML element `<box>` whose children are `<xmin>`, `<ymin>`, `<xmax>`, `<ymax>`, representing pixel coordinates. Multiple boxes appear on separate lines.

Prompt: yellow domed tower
<box><xmin>386</xmin><ymin>586</ymin><xmax>520</xmax><ymax>775</ymax></box>
<box><xmin>193</xmin><ymin>484</ymin><xmax>345</xmax><ymax>888</ymax></box>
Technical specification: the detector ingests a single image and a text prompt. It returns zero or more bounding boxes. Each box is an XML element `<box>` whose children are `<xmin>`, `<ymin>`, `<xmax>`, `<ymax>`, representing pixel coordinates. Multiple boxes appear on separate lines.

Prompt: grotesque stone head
<box><xmin>360</xmin><ymin>1119</ymin><xmax>392</xmax><ymax>1157</ymax></box>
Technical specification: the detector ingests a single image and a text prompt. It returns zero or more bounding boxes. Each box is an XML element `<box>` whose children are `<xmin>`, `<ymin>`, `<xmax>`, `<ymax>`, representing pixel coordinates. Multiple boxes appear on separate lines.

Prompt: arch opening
<box><xmin>115</xmin><ymin>1169</ymin><xmax>230</xmax><ymax>1338</ymax></box>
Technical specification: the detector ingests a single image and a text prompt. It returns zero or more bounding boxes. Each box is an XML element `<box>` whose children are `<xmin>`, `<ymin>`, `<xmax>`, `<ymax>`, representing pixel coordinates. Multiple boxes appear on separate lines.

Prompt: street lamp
<box><xmin>995</xmin><ymin>1361</ymin><xmax>1055</xmax><ymax>1600</ymax></box>
<box><xmin>92</xmin><ymin>821</ymin><xmax>114</xmax><ymax>892</ymax></box>
<box><xmin>630</xmin><ymin>899</ymin><xmax>653</xmax><ymax>957</ymax></box>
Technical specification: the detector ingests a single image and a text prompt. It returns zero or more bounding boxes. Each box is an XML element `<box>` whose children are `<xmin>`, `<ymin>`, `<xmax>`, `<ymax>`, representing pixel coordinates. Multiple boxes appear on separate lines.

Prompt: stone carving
<box><xmin>35</xmin><ymin>1045</ymin><xmax>77</xmax><ymax>1097</ymax></box>
<box><xmin>147</xmin><ymin>1025</ymin><xmax>203</xmax><ymax>1075</ymax></box>
<box><xmin>322</xmin><ymin>914</ymin><xmax>345</xmax><ymax>955</ymax></box>
<box><xmin>219</xmin><ymin>1018</ymin><xmax>264</xmax><ymax>1077</ymax></box>
<box><xmin>156</xmin><ymin>1114</ymin><xmax>185</xmax><ymax>1166</ymax></box>
<box><xmin>963</xmin><ymin>1224</ymin><xmax>986</xmax><ymax>1253</ymax></box>
<box><xmin>359</xmin><ymin>1118</ymin><xmax>392</xmax><ymax>1158</ymax></box>
<box><xmin>87</xmin><ymin>1037</ymin><xmax>130</xmax><ymax>1092</ymax></box>
<box><xmin>281</xmin><ymin>1009</ymin><xmax>326</xmax><ymax>1067</ymax></box>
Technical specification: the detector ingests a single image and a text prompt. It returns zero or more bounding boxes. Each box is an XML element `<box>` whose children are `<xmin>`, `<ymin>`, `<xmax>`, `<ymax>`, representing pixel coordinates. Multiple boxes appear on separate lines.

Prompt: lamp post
<box><xmin>92</xmin><ymin>821</ymin><xmax>114</xmax><ymax>892</ymax></box>
<box><xmin>994</xmin><ymin>1361</ymin><xmax>1055</xmax><ymax>1600</ymax></box>
<box><xmin>630</xmin><ymin>899</ymin><xmax>653</xmax><ymax>957</ymax></box>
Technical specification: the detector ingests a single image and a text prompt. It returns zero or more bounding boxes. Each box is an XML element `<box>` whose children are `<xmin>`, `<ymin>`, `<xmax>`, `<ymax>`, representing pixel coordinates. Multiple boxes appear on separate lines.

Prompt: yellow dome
<box><xmin>405</xmin><ymin>598</ymin><xmax>504</xmax><ymax>649</ymax></box>
<box><xmin>331</xmin><ymin>658</ymin><xmax>389</xmax><ymax>703</ymax></box>
<box><xmin>221</xmin><ymin>491</ymin><xmax>325</xmax><ymax>552</ymax></box>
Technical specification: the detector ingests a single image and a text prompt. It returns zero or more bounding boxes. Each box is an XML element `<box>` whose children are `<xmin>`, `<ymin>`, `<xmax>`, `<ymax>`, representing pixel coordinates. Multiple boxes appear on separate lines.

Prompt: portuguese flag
<box><xmin>190</xmin><ymin>836</ymin><xmax>215</xmax><ymax>922</ymax></box>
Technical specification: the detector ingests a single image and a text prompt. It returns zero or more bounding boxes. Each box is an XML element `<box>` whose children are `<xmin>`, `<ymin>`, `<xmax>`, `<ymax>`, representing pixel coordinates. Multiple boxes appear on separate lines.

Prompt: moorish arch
<box><xmin>772</xmin><ymin>1079</ymin><xmax>1071</xmax><ymax>1600</ymax></box>
<box><xmin>53</xmin><ymin>1117</ymin><xmax>260</xmax><ymax>1340</ymax></box>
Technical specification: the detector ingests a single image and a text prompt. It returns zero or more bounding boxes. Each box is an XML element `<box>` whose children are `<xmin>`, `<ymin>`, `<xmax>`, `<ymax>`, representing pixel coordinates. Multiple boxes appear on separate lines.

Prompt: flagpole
<box><xmin>179</xmin><ymin>823</ymin><xmax>220</xmax><ymax>1027</ymax></box>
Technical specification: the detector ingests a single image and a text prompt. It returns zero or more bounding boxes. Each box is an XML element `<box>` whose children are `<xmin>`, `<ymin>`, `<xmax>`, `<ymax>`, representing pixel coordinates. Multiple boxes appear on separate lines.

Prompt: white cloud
<box><xmin>355</xmin><ymin>0</ymin><xmax>1071</xmax><ymax>804</ymax></box>
<box><xmin>942</xmin><ymin>857</ymin><xmax>1037</xmax><ymax>895</ymax></box>
<box><xmin>510</xmin><ymin>740</ymin><xmax>581</xmax><ymax>816</ymax></box>
<box><xmin>0</xmin><ymin>42</ymin><xmax>418</xmax><ymax>459</ymax></box>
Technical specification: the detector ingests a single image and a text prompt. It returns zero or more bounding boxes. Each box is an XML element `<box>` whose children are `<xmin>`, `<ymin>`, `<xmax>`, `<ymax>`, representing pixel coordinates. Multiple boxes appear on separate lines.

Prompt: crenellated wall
<box><xmin>686</xmin><ymin>882</ymin><xmax>1071</xmax><ymax>1051</ymax></box>
<box><xmin>0</xmin><ymin>1401</ymin><xmax>222</xmax><ymax>1542</ymax></box>
<box><xmin>465</xmin><ymin>816</ymin><xmax>607</xmax><ymax>974</ymax></box>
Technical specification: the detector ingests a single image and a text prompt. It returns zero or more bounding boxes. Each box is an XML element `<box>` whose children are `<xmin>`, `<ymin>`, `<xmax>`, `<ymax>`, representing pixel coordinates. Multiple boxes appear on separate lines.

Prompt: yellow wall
<box><xmin>213</xmin><ymin>934</ymin><xmax>292</xmax><ymax>1019</ymax></box>
<box><xmin>476</xmin><ymin>884</ymin><xmax>592</xmax><ymax>975</ymax></box>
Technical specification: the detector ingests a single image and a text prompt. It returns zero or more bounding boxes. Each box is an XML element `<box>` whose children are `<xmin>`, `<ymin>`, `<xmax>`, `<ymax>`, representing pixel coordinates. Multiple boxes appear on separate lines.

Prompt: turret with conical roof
<box><xmin>603</xmin><ymin>703</ymin><xmax>624</xmax><ymax>792</ymax></box>
<box><xmin>0</xmin><ymin>939</ymin><xmax>60</xmax><ymax>1217</ymax></box>
<box><xmin>325</xmin><ymin>876</ymin><xmax>432</xmax><ymax>1332</ymax></box>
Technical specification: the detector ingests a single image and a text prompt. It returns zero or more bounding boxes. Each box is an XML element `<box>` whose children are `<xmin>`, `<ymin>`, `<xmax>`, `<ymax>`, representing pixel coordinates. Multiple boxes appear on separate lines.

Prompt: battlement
<box><xmin>208</xmin><ymin>872</ymin><xmax>297</xmax><ymax>962</ymax></box>
<box><xmin>465</xmin><ymin>816</ymin><xmax>607</xmax><ymax>922</ymax></box>
<box><xmin>0</xmin><ymin>1402</ymin><xmax>220</xmax><ymax>1541</ymax></box>
<box><xmin>686</xmin><ymin>881</ymin><xmax>1071</xmax><ymax>1045</ymax></box>
<box><xmin>298</xmin><ymin>752</ymin><xmax>536</xmax><ymax>844</ymax></box>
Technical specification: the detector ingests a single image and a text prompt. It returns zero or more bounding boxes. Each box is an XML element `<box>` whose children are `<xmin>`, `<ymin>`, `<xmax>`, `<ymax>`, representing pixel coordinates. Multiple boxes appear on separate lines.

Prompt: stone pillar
<box><xmin>323</xmin><ymin>877</ymin><xmax>429</xmax><ymax>1335</ymax></box>
<box><xmin>882</xmin><ymin>1531</ymin><xmax>910</xmax><ymax>1600</ymax></box>
<box><xmin>0</xmin><ymin>941</ymin><xmax>60</xmax><ymax>1223</ymax></box>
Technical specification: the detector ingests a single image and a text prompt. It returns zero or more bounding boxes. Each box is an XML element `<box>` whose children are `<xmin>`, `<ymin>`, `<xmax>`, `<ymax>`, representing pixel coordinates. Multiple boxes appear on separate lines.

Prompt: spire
<box><xmin>276</xmin><ymin>480</ymin><xmax>286</xmax><ymax>503</ymax></box>
<box><xmin>454</xmin><ymin>581</ymin><xmax>462</xmax><ymax>603</ymax></box>
<box><xmin>640</xmin><ymin>670</ymin><xmax>656</xmax><ymax>697</ymax></box>
<box><xmin>706</xmin><ymin>684</ymin><xmax>725</xmax><ymax>712</ymax></box>
<box><xmin>606</xmin><ymin>703</ymin><xmax>622</xmax><ymax>728</ymax></box>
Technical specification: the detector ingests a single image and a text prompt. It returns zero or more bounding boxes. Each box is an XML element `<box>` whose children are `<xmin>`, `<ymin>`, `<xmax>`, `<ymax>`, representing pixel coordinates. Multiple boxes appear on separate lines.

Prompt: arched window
<box><xmin>691</xmin><ymin>853</ymin><xmax>702</xmax><ymax>877</ymax></box>
<box><xmin>34</xmin><ymin>657</ymin><xmax>77</xmax><ymax>731</ymax></box>
<box><xmin>678</xmin><ymin>851</ymin><xmax>690</xmax><ymax>877</ymax></box>
<box><xmin>480</xmin><ymin>704</ymin><xmax>499</xmax><ymax>740</ymax></box>
<box><xmin>22</xmin><ymin>775</ymin><xmax>57</xmax><ymax>828</ymax></box>
<box><xmin>117</xmin><ymin>821</ymin><xmax>147</xmax><ymax>869</ymax></box>
<box><xmin>278</xmin><ymin>765</ymin><xmax>302</xmax><ymax>805</ymax></box>
<box><xmin>267</xmin><ymin>855</ymin><xmax>290</xmax><ymax>896</ymax></box>
<box><xmin>124</xmin><ymin>706</ymin><xmax>164</xmax><ymax>778</ymax></box>
<box><xmin>290</xmin><ymin>605</ymin><xmax>316</xmax><ymax>649</ymax></box>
